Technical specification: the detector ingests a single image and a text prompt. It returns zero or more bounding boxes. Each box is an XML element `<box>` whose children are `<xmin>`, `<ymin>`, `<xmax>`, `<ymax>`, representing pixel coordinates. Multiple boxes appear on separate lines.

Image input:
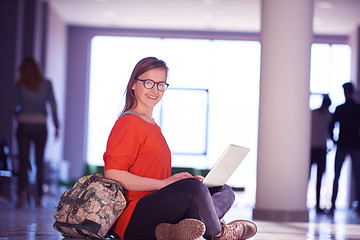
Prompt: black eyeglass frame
<box><xmin>135</xmin><ymin>78</ymin><xmax>169</xmax><ymax>91</ymax></box>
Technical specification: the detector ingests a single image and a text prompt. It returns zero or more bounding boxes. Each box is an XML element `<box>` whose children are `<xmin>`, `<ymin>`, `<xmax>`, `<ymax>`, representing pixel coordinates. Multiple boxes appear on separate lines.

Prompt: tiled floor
<box><xmin>222</xmin><ymin>204</ymin><xmax>360</xmax><ymax>240</ymax></box>
<box><xmin>1</xmin><ymin>193</ymin><xmax>360</xmax><ymax>240</ymax></box>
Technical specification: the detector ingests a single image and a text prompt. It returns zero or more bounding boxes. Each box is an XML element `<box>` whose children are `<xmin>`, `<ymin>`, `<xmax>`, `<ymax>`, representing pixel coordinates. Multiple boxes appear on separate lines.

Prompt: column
<box><xmin>348</xmin><ymin>26</ymin><xmax>360</xmax><ymax>206</ymax></box>
<box><xmin>253</xmin><ymin>0</ymin><xmax>314</xmax><ymax>221</ymax></box>
<box><xmin>349</xmin><ymin>26</ymin><xmax>360</xmax><ymax>89</ymax></box>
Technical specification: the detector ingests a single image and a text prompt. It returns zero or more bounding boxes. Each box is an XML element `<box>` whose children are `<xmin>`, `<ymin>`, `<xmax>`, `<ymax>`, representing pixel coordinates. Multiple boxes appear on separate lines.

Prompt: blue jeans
<box><xmin>331</xmin><ymin>147</ymin><xmax>360</xmax><ymax>207</ymax></box>
<box><xmin>124</xmin><ymin>178</ymin><xmax>235</xmax><ymax>239</ymax></box>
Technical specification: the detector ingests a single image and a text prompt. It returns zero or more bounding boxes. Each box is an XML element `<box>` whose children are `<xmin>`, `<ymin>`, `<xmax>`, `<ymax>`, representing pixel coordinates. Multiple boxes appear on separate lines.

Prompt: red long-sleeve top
<box><xmin>103</xmin><ymin>113</ymin><xmax>171</xmax><ymax>238</ymax></box>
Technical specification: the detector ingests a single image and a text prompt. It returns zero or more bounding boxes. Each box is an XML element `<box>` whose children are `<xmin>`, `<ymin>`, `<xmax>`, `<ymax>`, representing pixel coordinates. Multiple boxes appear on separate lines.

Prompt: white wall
<box><xmin>44</xmin><ymin>5</ymin><xmax>68</xmax><ymax>180</ymax></box>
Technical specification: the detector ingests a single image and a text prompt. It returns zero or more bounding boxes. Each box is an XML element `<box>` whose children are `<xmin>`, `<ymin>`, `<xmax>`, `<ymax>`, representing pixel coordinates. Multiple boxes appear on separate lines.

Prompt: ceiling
<box><xmin>47</xmin><ymin>0</ymin><xmax>360</xmax><ymax>36</ymax></box>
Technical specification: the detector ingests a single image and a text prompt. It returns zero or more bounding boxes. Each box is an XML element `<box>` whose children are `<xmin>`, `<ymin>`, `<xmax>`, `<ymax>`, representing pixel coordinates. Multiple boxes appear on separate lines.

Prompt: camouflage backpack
<box><xmin>53</xmin><ymin>172</ymin><xmax>126</xmax><ymax>239</ymax></box>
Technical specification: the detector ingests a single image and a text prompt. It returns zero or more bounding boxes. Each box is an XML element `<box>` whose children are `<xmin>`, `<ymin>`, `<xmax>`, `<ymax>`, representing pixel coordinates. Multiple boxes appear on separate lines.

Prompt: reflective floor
<box><xmin>1</xmin><ymin>194</ymin><xmax>360</xmax><ymax>239</ymax></box>
<box><xmin>222</xmin><ymin>204</ymin><xmax>360</xmax><ymax>240</ymax></box>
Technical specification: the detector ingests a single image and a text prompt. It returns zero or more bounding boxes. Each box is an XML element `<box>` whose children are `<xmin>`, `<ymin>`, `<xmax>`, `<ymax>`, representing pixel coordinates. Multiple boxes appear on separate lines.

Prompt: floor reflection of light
<box><xmin>334</xmin><ymin>223</ymin><xmax>347</xmax><ymax>240</ymax></box>
<box><xmin>26</xmin><ymin>223</ymin><xmax>37</xmax><ymax>240</ymax></box>
<box><xmin>307</xmin><ymin>222</ymin><xmax>316</xmax><ymax>240</ymax></box>
<box><xmin>306</xmin><ymin>221</ymin><xmax>356</xmax><ymax>240</ymax></box>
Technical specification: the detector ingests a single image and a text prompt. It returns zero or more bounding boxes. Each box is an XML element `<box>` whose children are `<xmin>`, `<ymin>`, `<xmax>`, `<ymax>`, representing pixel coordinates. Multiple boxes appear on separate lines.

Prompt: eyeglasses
<box><xmin>135</xmin><ymin>78</ymin><xmax>169</xmax><ymax>91</ymax></box>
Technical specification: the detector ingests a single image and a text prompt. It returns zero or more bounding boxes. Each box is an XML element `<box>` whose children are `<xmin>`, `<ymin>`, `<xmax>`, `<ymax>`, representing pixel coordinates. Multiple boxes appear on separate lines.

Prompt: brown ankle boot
<box><xmin>214</xmin><ymin>220</ymin><xmax>257</xmax><ymax>240</ymax></box>
<box><xmin>155</xmin><ymin>218</ymin><xmax>206</xmax><ymax>240</ymax></box>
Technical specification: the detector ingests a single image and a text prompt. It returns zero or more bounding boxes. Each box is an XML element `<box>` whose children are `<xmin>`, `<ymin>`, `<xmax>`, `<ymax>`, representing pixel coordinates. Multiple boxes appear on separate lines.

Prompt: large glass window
<box><xmin>308</xmin><ymin>43</ymin><xmax>351</xmax><ymax>210</ymax></box>
<box><xmin>87</xmin><ymin>36</ymin><xmax>351</xmax><ymax>208</ymax></box>
<box><xmin>161</xmin><ymin>88</ymin><xmax>209</xmax><ymax>155</ymax></box>
<box><xmin>88</xmin><ymin>36</ymin><xmax>260</xmax><ymax>207</ymax></box>
<box><xmin>309</xmin><ymin>44</ymin><xmax>351</xmax><ymax>110</ymax></box>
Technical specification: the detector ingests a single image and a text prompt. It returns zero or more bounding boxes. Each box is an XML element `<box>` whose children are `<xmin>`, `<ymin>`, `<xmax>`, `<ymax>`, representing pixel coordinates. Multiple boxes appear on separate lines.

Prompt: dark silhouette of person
<box><xmin>328</xmin><ymin>82</ymin><xmax>360</xmax><ymax>215</ymax></box>
<box><xmin>309</xmin><ymin>94</ymin><xmax>332</xmax><ymax>213</ymax></box>
<box><xmin>12</xmin><ymin>57</ymin><xmax>59</xmax><ymax>208</ymax></box>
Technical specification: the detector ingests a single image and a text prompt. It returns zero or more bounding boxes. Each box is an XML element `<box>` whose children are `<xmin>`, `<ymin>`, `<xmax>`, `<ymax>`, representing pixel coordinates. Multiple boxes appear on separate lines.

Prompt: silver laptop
<box><xmin>202</xmin><ymin>144</ymin><xmax>250</xmax><ymax>187</ymax></box>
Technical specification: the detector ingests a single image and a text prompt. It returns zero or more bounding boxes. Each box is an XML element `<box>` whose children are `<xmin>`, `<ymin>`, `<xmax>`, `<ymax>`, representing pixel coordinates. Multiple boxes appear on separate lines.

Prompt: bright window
<box><xmin>88</xmin><ymin>36</ymin><xmax>260</xmax><ymax>207</ymax></box>
<box><xmin>308</xmin><ymin>43</ymin><xmax>351</xmax><ymax>210</ymax></box>
<box><xmin>161</xmin><ymin>88</ymin><xmax>209</xmax><ymax>155</ymax></box>
<box><xmin>87</xmin><ymin>36</ymin><xmax>350</xmax><ymax>208</ymax></box>
<box><xmin>309</xmin><ymin>44</ymin><xmax>351</xmax><ymax>110</ymax></box>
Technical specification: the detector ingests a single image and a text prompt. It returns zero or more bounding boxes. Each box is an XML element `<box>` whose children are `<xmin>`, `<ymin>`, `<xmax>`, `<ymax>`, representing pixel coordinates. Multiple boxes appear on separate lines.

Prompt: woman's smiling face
<box><xmin>132</xmin><ymin>68</ymin><xmax>167</xmax><ymax>111</ymax></box>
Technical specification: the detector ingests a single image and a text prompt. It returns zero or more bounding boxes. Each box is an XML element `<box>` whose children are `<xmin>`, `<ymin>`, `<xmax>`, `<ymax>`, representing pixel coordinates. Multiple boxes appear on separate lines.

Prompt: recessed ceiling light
<box><xmin>318</xmin><ymin>2</ymin><xmax>334</xmax><ymax>9</ymax></box>
<box><xmin>202</xmin><ymin>0</ymin><xmax>219</xmax><ymax>6</ymax></box>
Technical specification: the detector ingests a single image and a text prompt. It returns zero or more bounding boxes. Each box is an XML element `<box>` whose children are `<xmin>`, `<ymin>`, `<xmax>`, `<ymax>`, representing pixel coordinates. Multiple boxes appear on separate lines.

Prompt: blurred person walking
<box><xmin>309</xmin><ymin>95</ymin><xmax>332</xmax><ymax>214</ymax></box>
<box><xmin>328</xmin><ymin>82</ymin><xmax>360</xmax><ymax>215</ymax></box>
<box><xmin>12</xmin><ymin>57</ymin><xmax>59</xmax><ymax>208</ymax></box>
